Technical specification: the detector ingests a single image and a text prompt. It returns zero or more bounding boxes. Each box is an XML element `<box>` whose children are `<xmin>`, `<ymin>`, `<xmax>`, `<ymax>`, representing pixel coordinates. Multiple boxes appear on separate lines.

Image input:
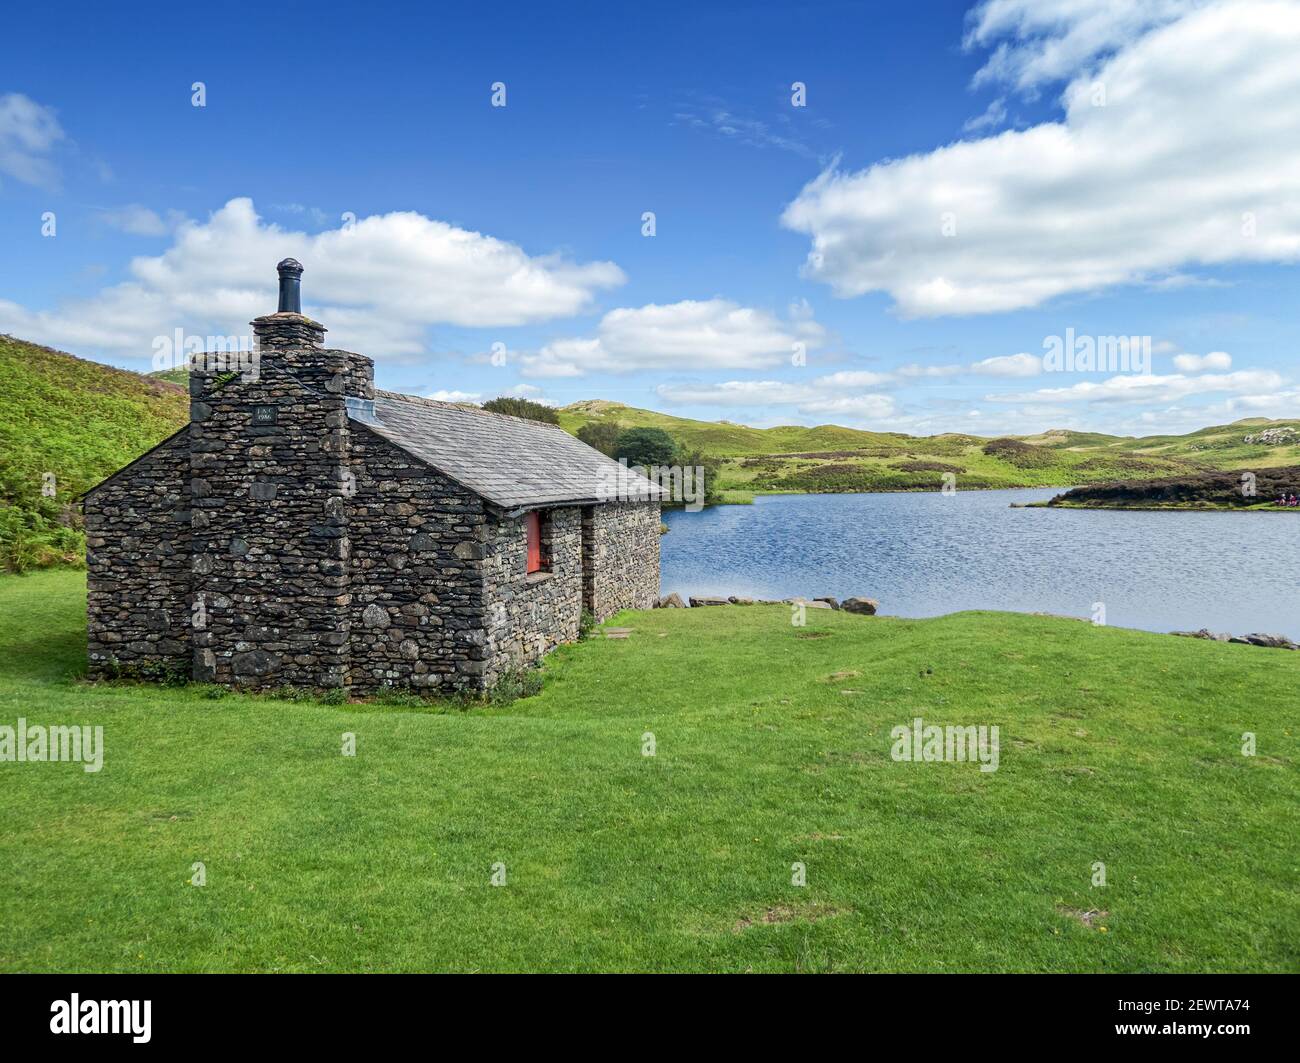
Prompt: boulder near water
<box><xmin>841</xmin><ymin>597</ymin><xmax>879</xmax><ymax>615</ymax></box>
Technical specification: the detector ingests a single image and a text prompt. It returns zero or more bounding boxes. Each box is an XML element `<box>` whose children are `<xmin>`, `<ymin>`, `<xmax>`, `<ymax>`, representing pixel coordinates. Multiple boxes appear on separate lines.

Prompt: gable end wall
<box><xmin>85</xmin><ymin>430</ymin><xmax>192</xmax><ymax>679</ymax></box>
<box><xmin>586</xmin><ymin>501</ymin><xmax>661</xmax><ymax>619</ymax></box>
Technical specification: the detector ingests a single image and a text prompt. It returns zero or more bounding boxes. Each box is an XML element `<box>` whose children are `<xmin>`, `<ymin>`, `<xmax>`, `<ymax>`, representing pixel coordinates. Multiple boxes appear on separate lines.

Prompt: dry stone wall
<box><xmin>482</xmin><ymin>506</ymin><xmax>583</xmax><ymax>685</ymax></box>
<box><xmin>187</xmin><ymin>359</ymin><xmax>351</xmax><ymax>689</ymax></box>
<box><xmin>85</xmin><ymin>430</ymin><xmax>192</xmax><ymax>679</ymax></box>
<box><xmin>346</xmin><ymin>424</ymin><xmax>490</xmax><ymax>692</ymax></box>
<box><xmin>585</xmin><ymin>501</ymin><xmax>661</xmax><ymax>619</ymax></box>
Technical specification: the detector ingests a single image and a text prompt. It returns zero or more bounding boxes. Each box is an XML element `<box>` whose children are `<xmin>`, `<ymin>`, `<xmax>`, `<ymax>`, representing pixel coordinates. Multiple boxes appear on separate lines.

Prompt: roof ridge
<box><xmin>375</xmin><ymin>389</ymin><xmax>567</xmax><ymax>431</ymax></box>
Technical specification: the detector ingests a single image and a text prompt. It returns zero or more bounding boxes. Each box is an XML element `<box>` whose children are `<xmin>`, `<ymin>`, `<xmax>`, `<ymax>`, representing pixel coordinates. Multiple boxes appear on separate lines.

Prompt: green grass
<box><xmin>0</xmin><ymin>335</ymin><xmax>188</xmax><ymax>571</ymax></box>
<box><xmin>1</xmin><ymin>571</ymin><xmax>1296</xmax><ymax>972</ymax></box>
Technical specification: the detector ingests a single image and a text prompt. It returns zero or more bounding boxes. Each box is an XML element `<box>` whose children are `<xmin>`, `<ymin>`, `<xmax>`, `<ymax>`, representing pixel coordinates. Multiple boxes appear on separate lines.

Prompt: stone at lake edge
<box><xmin>1172</xmin><ymin>628</ymin><xmax>1295</xmax><ymax>649</ymax></box>
<box><xmin>841</xmin><ymin>597</ymin><xmax>879</xmax><ymax>615</ymax></box>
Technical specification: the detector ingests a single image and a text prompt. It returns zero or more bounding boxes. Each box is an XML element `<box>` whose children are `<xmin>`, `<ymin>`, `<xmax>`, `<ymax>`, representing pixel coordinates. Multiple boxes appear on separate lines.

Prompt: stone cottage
<box><xmin>83</xmin><ymin>260</ymin><xmax>663</xmax><ymax>692</ymax></box>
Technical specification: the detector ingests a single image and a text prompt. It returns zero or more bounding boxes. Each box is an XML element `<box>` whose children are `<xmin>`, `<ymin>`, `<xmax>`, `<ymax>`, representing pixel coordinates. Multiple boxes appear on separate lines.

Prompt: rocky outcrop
<box><xmin>1171</xmin><ymin>628</ymin><xmax>1297</xmax><ymax>650</ymax></box>
<box><xmin>678</xmin><ymin>594</ymin><xmax>879</xmax><ymax>614</ymax></box>
<box><xmin>1243</xmin><ymin>427</ymin><xmax>1297</xmax><ymax>446</ymax></box>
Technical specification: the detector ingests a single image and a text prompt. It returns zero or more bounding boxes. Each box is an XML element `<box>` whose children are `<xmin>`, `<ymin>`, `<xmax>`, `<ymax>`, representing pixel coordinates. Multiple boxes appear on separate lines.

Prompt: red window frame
<box><xmin>526</xmin><ymin>511</ymin><xmax>543</xmax><ymax>573</ymax></box>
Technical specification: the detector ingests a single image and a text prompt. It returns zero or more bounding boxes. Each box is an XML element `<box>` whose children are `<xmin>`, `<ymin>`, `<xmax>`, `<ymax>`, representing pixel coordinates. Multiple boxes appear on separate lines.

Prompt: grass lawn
<box><xmin>0</xmin><ymin>570</ymin><xmax>1296</xmax><ymax>972</ymax></box>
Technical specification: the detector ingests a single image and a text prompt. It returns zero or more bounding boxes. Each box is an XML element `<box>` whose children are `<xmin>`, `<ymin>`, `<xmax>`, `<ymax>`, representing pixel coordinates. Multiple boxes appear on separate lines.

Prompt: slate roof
<box><xmin>355</xmin><ymin>390</ymin><xmax>665</xmax><ymax>511</ymax></box>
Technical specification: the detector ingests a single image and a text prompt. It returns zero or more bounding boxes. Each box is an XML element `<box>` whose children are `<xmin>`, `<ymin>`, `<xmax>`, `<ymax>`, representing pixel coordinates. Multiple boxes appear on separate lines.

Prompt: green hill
<box><xmin>558</xmin><ymin>400</ymin><xmax>1300</xmax><ymax>498</ymax></box>
<box><xmin>0</xmin><ymin>335</ymin><xmax>189</xmax><ymax>570</ymax></box>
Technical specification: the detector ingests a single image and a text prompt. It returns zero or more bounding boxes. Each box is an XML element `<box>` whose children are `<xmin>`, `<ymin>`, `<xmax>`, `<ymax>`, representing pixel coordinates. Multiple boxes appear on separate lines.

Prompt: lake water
<box><xmin>660</xmin><ymin>489</ymin><xmax>1300</xmax><ymax>639</ymax></box>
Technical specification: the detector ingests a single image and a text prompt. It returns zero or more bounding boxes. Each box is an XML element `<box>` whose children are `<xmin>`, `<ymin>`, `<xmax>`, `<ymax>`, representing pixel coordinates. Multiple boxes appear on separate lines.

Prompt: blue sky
<box><xmin>1</xmin><ymin>0</ymin><xmax>1297</xmax><ymax>436</ymax></box>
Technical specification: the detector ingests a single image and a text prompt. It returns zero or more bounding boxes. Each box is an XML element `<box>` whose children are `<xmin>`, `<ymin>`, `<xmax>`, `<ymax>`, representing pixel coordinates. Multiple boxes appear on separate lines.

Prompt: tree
<box><xmin>613</xmin><ymin>427</ymin><xmax>677</xmax><ymax>469</ymax></box>
<box><xmin>577</xmin><ymin>420</ymin><xmax>624</xmax><ymax>456</ymax></box>
<box><xmin>672</xmin><ymin>447</ymin><xmax>724</xmax><ymax>506</ymax></box>
<box><xmin>481</xmin><ymin>396</ymin><xmax>559</xmax><ymax>424</ymax></box>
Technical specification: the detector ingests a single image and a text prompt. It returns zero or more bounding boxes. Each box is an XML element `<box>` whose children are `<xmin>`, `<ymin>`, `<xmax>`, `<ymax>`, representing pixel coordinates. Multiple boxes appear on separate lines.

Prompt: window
<box><xmin>525</xmin><ymin>510</ymin><xmax>551</xmax><ymax>574</ymax></box>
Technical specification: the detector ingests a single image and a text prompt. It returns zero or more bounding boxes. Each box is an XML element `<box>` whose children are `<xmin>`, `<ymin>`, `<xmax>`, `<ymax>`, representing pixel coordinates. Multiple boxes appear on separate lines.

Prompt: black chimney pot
<box><xmin>276</xmin><ymin>258</ymin><xmax>304</xmax><ymax>314</ymax></box>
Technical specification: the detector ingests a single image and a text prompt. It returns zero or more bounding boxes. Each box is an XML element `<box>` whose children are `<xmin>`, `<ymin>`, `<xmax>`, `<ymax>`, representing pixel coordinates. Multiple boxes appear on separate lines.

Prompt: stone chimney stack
<box><xmin>188</xmin><ymin>257</ymin><xmax>353</xmax><ymax>690</ymax></box>
<box><xmin>251</xmin><ymin>258</ymin><xmax>327</xmax><ymax>350</ymax></box>
<box><xmin>246</xmin><ymin>259</ymin><xmax>374</xmax><ymax>400</ymax></box>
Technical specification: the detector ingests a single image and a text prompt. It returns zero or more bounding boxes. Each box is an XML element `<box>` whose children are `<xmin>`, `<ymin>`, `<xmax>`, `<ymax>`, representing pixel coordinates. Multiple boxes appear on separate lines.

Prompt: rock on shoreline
<box><xmin>657</xmin><ymin>594</ymin><xmax>879</xmax><ymax>614</ymax></box>
<box><xmin>1171</xmin><ymin>629</ymin><xmax>1297</xmax><ymax>650</ymax></box>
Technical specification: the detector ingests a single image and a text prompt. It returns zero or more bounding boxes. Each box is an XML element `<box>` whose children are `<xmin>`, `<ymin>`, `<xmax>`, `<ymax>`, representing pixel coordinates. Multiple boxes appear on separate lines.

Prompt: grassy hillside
<box><xmin>0</xmin><ymin>336</ymin><xmax>188</xmax><ymax>571</ymax></box>
<box><xmin>559</xmin><ymin>400</ymin><xmax>1300</xmax><ymax>498</ymax></box>
<box><xmin>1</xmin><ymin>570</ymin><xmax>1296</xmax><ymax>972</ymax></box>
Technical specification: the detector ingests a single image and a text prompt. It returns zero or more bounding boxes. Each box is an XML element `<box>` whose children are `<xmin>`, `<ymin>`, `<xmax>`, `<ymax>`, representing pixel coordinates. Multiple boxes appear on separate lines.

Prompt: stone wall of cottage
<box><xmin>187</xmin><ymin>359</ymin><xmax>352</xmax><ymax>689</ymax></box>
<box><xmin>584</xmin><ymin>501</ymin><xmax>662</xmax><ymax>619</ymax></box>
<box><xmin>85</xmin><ymin>430</ymin><xmax>192</xmax><ymax>679</ymax></box>
<box><xmin>86</xmin><ymin>339</ymin><xmax>662</xmax><ymax>693</ymax></box>
<box><xmin>482</xmin><ymin>506</ymin><xmax>584</xmax><ymax>685</ymax></box>
<box><xmin>346</xmin><ymin>425</ymin><xmax>491</xmax><ymax>692</ymax></box>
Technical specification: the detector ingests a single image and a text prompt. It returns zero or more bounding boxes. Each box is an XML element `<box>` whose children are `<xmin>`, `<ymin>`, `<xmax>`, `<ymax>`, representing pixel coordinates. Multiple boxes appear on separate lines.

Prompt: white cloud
<box><xmin>0</xmin><ymin>93</ymin><xmax>64</xmax><ymax>187</ymax></box>
<box><xmin>962</xmin><ymin>96</ymin><xmax>1007</xmax><ymax>132</ymax></box>
<box><xmin>814</xmin><ymin>369</ymin><xmax>894</xmax><ymax>388</ymax></box>
<box><xmin>504</xmin><ymin>383</ymin><xmax>547</xmax><ymax>400</ymax></box>
<box><xmin>797</xmin><ymin>394</ymin><xmax>899</xmax><ymax>421</ymax></box>
<box><xmin>520</xmin><ymin>298</ymin><xmax>826</xmax><ymax>378</ymax></box>
<box><xmin>1221</xmin><ymin>389</ymin><xmax>1300</xmax><ymax>414</ymax></box>
<box><xmin>971</xmin><ymin>352</ymin><xmax>1041</xmax><ymax>376</ymax></box>
<box><xmin>655</xmin><ymin>369</ymin><xmax>898</xmax><ymax>424</ymax></box>
<box><xmin>898</xmin><ymin>363</ymin><xmax>962</xmax><ymax>378</ymax></box>
<box><xmin>965</xmin><ymin>0</ymin><xmax>1203</xmax><ymax>92</ymax></box>
<box><xmin>1172</xmin><ymin>350</ymin><xmax>1232</xmax><ymax>372</ymax></box>
<box><xmin>0</xmin><ymin>198</ymin><xmax>624</xmax><ymax>359</ymax></box>
<box><xmin>425</xmin><ymin>389</ymin><xmax>482</xmax><ymax>403</ymax></box>
<box><xmin>989</xmin><ymin>368</ymin><xmax>1284</xmax><ymax>404</ymax></box>
<box><xmin>655</xmin><ymin>380</ymin><xmax>820</xmax><ymax>406</ymax></box>
<box><xmin>782</xmin><ymin>1</ymin><xmax>1300</xmax><ymax>317</ymax></box>
<box><xmin>897</xmin><ymin>353</ymin><xmax>1040</xmax><ymax>378</ymax></box>
<box><xmin>674</xmin><ymin>102</ymin><xmax>819</xmax><ymax>159</ymax></box>
<box><xmin>95</xmin><ymin>205</ymin><xmax>176</xmax><ymax>237</ymax></box>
